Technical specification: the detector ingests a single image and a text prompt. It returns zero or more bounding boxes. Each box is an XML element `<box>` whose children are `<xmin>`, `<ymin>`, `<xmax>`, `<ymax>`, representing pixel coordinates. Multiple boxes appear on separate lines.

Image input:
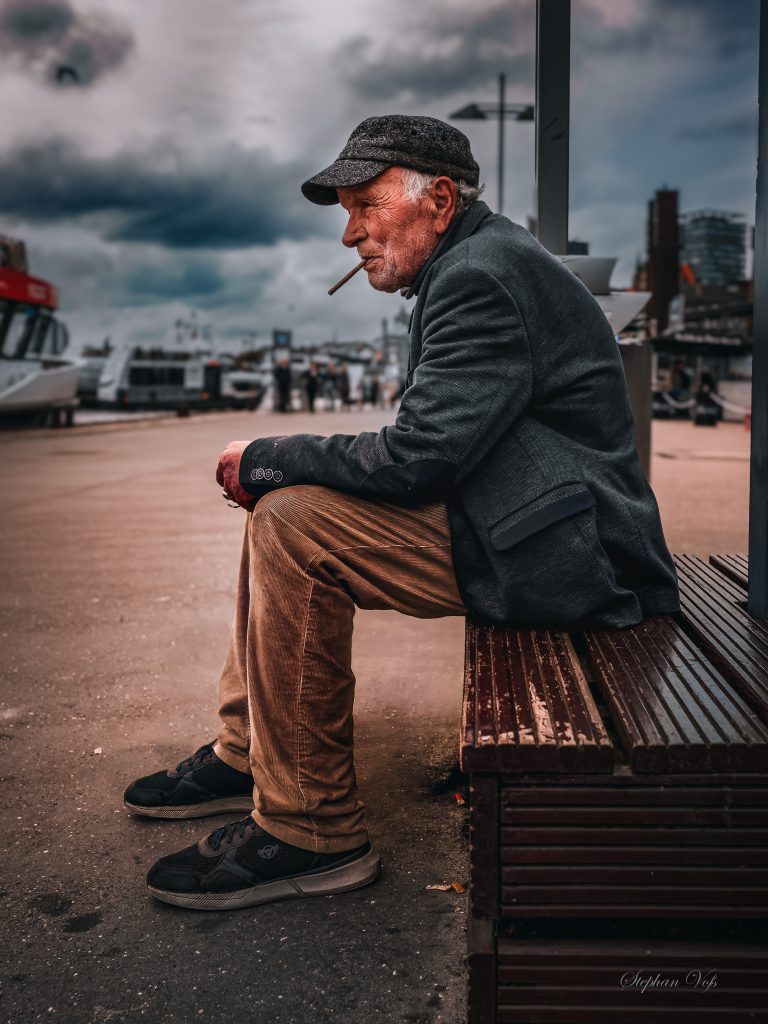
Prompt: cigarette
<box><xmin>328</xmin><ymin>259</ymin><xmax>366</xmax><ymax>296</ymax></box>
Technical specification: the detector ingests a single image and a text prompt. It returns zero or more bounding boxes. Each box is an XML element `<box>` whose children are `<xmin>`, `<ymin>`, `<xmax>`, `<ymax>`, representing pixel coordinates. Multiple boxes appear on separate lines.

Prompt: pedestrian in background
<box><xmin>303</xmin><ymin>361</ymin><xmax>320</xmax><ymax>413</ymax></box>
<box><xmin>322</xmin><ymin>360</ymin><xmax>337</xmax><ymax>411</ymax></box>
<box><xmin>336</xmin><ymin>364</ymin><xmax>351</xmax><ymax>410</ymax></box>
<box><xmin>367</xmin><ymin>372</ymin><xmax>380</xmax><ymax>408</ymax></box>
<box><xmin>274</xmin><ymin>356</ymin><xmax>292</xmax><ymax>413</ymax></box>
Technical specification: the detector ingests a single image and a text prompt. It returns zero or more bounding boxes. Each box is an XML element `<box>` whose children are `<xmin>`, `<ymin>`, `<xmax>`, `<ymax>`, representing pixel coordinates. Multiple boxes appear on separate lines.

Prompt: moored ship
<box><xmin>0</xmin><ymin>237</ymin><xmax>79</xmax><ymax>425</ymax></box>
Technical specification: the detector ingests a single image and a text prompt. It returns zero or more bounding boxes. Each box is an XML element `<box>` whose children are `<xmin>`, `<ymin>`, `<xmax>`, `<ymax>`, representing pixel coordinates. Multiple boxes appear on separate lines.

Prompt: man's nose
<box><xmin>342</xmin><ymin>213</ymin><xmax>365</xmax><ymax>249</ymax></box>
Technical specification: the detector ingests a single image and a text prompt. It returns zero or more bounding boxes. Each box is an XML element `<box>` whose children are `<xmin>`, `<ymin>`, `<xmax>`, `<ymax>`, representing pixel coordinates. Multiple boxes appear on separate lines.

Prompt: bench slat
<box><xmin>676</xmin><ymin>554</ymin><xmax>768</xmax><ymax>721</ymax></box>
<box><xmin>500</xmin><ymin>826</ymin><xmax>768</xmax><ymax>846</ymax></box>
<box><xmin>585</xmin><ymin>616</ymin><xmax>768</xmax><ymax>773</ymax></box>
<box><xmin>710</xmin><ymin>552</ymin><xmax>749</xmax><ymax>590</ymax></box>
<box><xmin>500</xmin><ymin>805</ymin><xmax>768</xmax><ymax>826</ymax></box>
<box><xmin>500</xmin><ymin>784</ymin><xmax>765</xmax><ymax>805</ymax></box>
<box><xmin>498</xmin><ymin>1008</ymin><xmax>762</xmax><ymax>1022</ymax></box>
<box><xmin>501</xmin><ymin>885</ymin><xmax>768</xmax><ymax>907</ymax></box>
<box><xmin>501</xmin><ymin>864</ymin><xmax>768</xmax><ymax>884</ymax></box>
<box><xmin>502</xmin><ymin>845</ymin><xmax>768</xmax><ymax>865</ymax></box>
<box><xmin>498</xmin><ymin>986</ymin><xmax>763</xmax><ymax>1008</ymax></box>
<box><xmin>496</xmin><ymin>938</ymin><xmax>768</xmax><ymax>965</ymax></box>
<box><xmin>460</xmin><ymin>622</ymin><xmax>612</xmax><ymax>773</ymax></box>
<box><xmin>496</xmin><ymin>904</ymin><xmax>768</xmax><ymax>920</ymax></box>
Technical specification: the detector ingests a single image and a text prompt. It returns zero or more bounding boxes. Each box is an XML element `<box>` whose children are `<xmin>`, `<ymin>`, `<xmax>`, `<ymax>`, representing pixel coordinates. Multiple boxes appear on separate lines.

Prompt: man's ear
<box><xmin>431</xmin><ymin>177</ymin><xmax>458</xmax><ymax>234</ymax></box>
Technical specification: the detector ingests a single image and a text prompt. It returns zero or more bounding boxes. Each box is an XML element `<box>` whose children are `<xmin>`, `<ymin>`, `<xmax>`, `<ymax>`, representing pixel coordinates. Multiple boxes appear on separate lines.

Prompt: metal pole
<box><xmin>749</xmin><ymin>0</ymin><xmax>768</xmax><ymax>618</ymax></box>
<box><xmin>498</xmin><ymin>73</ymin><xmax>506</xmax><ymax>215</ymax></box>
<box><xmin>535</xmin><ymin>0</ymin><xmax>570</xmax><ymax>254</ymax></box>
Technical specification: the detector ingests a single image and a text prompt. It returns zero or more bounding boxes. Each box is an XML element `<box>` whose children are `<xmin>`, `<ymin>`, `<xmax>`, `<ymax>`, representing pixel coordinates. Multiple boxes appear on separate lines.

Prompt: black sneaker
<box><xmin>146</xmin><ymin>816</ymin><xmax>381</xmax><ymax>910</ymax></box>
<box><xmin>124</xmin><ymin>743</ymin><xmax>254</xmax><ymax>819</ymax></box>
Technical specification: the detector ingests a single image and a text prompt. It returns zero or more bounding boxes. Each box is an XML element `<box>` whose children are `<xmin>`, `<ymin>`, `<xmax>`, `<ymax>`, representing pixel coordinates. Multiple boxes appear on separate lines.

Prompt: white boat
<box><xmin>77</xmin><ymin>340</ymin><xmax>113</xmax><ymax>404</ymax></box>
<box><xmin>219</xmin><ymin>367</ymin><xmax>268</xmax><ymax>408</ymax></box>
<box><xmin>97</xmin><ymin>344</ymin><xmax>265</xmax><ymax>410</ymax></box>
<box><xmin>0</xmin><ymin>249</ymin><xmax>79</xmax><ymax>422</ymax></box>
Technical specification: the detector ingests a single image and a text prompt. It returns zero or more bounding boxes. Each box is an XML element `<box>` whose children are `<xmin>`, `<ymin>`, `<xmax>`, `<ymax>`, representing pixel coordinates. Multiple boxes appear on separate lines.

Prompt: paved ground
<box><xmin>0</xmin><ymin>409</ymin><xmax>752</xmax><ymax>1024</ymax></box>
<box><xmin>0</xmin><ymin>409</ymin><xmax>468</xmax><ymax>1024</ymax></box>
<box><xmin>650</xmin><ymin>417</ymin><xmax>750</xmax><ymax>553</ymax></box>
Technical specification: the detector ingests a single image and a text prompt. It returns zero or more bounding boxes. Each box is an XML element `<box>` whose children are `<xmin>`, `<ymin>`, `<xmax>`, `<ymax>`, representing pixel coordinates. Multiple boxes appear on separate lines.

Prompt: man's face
<box><xmin>337</xmin><ymin>168</ymin><xmax>455</xmax><ymax>293</ymax></box>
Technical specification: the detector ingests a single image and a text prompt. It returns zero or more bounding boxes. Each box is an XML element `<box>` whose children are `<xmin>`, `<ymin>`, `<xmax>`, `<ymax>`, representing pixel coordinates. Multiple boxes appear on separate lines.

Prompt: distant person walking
<box><xmin>694</xmin><ymin>369</ymin><xmax>721</xmax><ymax>426</ymax></box>
<box><xmin>336</xmin><ymin>364</ymin><xmax>351</xmax><ymax>410</ymax></box>
<box><xmin>274</xmin><ymin>357</ymin><xmax>292</xmax><ymax>413</ymax></box>
<box><xmin>303</xmin><ymin>361</ymin><xmax>320</xmax><ymax>412</ymax></box>
<box><xmin>362</xmin><ymin>371</ymin><xmax>380</xmax><ymax>409</ymax></box>
<box><xmin>322</xmin><ymin>361</ymin><xmax>337</xmax><ymax>411</ymax></box>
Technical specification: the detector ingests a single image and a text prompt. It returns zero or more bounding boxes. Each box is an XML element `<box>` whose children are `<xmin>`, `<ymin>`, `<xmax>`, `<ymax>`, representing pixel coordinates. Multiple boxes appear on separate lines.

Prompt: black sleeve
<box><xmin>239</xmin><ymin>264</ymin><xmax>532</xmax><ymax>503</ymax></box>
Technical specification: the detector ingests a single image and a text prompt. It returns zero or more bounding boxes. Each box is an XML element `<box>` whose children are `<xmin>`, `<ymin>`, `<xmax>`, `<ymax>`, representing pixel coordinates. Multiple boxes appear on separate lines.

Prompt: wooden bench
<box><xmin>674</xmin><ymin>554</ymin><xmax>768</xmax><ymax>720</ymax></box>
<box><xmin>462</xmin><ymin>557</ymin><xmax>768</xmax><ymax>1023</ymax></box>
<box><xmin>709</xmin><ymin>553</ymin><xmax>750</xmax><ymax>591</ymax></box>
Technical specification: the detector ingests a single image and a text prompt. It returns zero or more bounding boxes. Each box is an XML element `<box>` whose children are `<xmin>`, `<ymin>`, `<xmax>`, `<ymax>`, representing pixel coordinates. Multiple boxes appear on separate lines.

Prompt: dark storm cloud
<box><xmin>120</xmin><ymin>259</ymin><xmax>224</xmax><ymax>305</ymax></box>
<box><xmin>339</xmin><ymin>0</ymin><xmax>758</xmax><ymax>106</ymax></box>
<box><xmin>0</xmin><ymin>138</ymin><xmax>326</xmax><ymax>248</ymax></box>
<box><xmin>30</xmin><ymin>240</ymin><xmax>276</xmax><ymax>318</ymax></box>
<box><xmin>678</xmin><ymin>110</ymin><xmax>757</xmax><ymax>142</ymax></box>
<box><xmin>0</xmin><ymin>0</ymin><xmax>133</xmax><ymax>87</ymax></box>
<box><xmin>338</xmin><ymin>2</ymin><xmax>534</xmax><ymax>102</ymax></box>
<box><xmin>117</xmin><ymin>257</ymin><xmax>274</xmax><ymax>310</ymax></box>
<box><xmin>659</xmin><ymin>0</ymin><xmax>759</xmax><ymax>60</ymax></box>
<box><xmin>572</xmin><ymin>0</ymin><xmax>758</xmax><ymax>61</ymax></box>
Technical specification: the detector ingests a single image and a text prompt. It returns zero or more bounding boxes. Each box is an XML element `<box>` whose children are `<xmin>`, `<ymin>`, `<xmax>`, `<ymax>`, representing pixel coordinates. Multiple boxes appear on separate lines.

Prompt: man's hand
<box><xmin>216</xmin><ymin>440</ymin><xmax>257</xmax><ymax>511</ymax></box>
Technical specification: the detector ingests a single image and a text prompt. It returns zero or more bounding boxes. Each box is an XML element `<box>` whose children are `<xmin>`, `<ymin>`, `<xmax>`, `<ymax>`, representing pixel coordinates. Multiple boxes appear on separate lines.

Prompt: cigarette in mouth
<box><xmin>328</xmin><ymin>259</ymin><xmax>367</xmax><ymax>296</ymax></box>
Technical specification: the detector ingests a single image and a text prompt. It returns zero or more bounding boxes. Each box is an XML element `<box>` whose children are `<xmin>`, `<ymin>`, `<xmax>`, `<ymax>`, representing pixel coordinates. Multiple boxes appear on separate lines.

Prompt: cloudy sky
<box><xmin>0</xmin><ymin>0</ymin><xmax>760</xmax><ymax>351</ymax></box>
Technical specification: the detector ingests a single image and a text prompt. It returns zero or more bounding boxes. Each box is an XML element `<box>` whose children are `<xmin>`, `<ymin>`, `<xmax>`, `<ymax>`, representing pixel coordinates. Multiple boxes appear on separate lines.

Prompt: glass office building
<box><xmin>680</xmin><ymin>210</ymin><xmax>747</xmax><ymax>286</ymax></box>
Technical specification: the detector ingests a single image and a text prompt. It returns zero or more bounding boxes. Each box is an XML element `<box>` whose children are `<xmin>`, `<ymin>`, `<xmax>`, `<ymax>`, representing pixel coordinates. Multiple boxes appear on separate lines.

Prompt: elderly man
<box><xmin>126</xmin><ymin>115</ymin><xmax>679</xmax><ymax>910</ymax></box>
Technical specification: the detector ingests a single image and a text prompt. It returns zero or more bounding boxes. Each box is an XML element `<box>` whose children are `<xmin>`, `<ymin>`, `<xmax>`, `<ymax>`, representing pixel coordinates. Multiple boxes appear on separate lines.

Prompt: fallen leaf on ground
<box><xmin>425</xmin><ymin>882</ymin><xmax>467</xmax><ymax>894</ymax></box>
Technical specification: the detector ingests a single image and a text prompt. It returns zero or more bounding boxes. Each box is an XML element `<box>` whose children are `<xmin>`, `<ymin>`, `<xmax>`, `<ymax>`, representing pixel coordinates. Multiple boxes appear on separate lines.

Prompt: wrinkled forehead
<box><xmin>337</xmin><ymin>166</ymin><xmax>407</xmax><ymax>208</ymax></box>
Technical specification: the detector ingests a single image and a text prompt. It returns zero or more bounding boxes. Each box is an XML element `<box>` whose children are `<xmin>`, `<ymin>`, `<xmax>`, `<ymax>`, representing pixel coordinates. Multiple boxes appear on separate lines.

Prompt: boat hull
<box><xmin>0</xmin><ymin>359</ymin><xmax>80</xmax><ymax>414</ymax></box>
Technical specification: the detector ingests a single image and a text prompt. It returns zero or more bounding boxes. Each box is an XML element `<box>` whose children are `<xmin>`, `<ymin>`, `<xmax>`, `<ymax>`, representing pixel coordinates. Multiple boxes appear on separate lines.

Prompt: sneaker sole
<box><xmin>147</xmin><ymin>847</ymin><xmax>381</xmax><ymax>910</ymax></box>
<box><xmin>124</xmin><ymin>796</ymin><xmax>254</xmax><ymax>819</ymax></box>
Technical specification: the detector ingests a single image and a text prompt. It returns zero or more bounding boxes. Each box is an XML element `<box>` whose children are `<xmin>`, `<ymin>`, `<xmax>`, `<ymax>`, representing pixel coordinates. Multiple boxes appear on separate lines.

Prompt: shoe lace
<box><xmin>175</xmin><ymin>743</ymin><xmax>215</xmax><ymax>774</ymax></box>
<box><xmin>208</xmin><ymin>816</ymin><xmax>257</xmax><ymax>851</ymax></box>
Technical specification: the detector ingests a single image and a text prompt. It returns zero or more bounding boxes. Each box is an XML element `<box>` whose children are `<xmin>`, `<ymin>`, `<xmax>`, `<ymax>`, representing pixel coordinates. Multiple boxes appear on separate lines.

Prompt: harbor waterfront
<box><xmin>0</xmin><ymin>409</ymin><xmax>750</xmax><ymax>1023</ymax></box>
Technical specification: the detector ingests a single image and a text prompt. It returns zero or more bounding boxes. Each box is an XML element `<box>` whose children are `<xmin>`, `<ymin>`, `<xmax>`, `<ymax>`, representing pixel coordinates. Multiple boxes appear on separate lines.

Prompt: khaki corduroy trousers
<box><xmin>213</xmin><ymin>485</ymin><xmax>465</xmax><ymax>853</ymax></box>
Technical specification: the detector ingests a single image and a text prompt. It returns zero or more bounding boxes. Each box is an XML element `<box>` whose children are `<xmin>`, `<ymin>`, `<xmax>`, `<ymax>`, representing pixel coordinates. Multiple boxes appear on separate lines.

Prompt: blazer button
<box><xmin>273</xmin><ymin>470</ymin><xmax>283</xmax><ymax>482</ymax></box>
<box><xmin>252</xmin><ymin>468</ymin><xmax>265</xmax><ymax>481</ymax></box>
<box><xmin>264</xmin><ymin>469</ymin><xmax>274</xmax><ymax>481</ymax></box>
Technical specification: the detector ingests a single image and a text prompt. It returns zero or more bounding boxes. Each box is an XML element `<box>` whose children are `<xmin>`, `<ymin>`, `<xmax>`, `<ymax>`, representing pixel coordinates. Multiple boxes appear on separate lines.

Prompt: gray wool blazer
<box><xmin>240</xmin><ymin>200</ymin><xmax>679</xmax><ymax>629</ymax></box>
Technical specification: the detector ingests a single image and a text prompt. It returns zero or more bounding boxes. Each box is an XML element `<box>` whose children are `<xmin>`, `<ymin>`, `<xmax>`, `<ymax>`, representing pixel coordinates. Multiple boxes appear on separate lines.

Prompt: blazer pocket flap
<box><xmin>489</xmin><ymin>483</ymin><xmax>595</xmax><ymax>551</ymax></box>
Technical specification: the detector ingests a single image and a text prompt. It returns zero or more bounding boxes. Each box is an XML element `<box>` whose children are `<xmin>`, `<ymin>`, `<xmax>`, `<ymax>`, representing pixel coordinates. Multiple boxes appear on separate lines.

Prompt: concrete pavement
<box><xmin>0</xmin><ymin>409</ymin><xmax>468</xmax><ymax>1024</ymax></box>
<box><xmin>0</xmin><ymin>409</ymin><xmax>752</xmax><ymax>1024</ymax></box>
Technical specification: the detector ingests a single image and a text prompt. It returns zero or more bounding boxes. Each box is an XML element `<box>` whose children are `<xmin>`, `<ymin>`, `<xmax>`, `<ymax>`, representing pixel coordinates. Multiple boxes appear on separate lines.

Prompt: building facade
<box><xmin>680</xmin><ymin>210</ymin><xmax>747</xmax><ymax>286</ymax></box>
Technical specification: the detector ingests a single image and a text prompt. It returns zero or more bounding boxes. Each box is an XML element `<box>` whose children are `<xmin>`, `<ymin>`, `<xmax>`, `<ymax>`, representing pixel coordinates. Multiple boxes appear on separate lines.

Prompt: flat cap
<box><xmin>301</xmin><ymin>114</ymin><xmax>480</xmax><ymax>206</ymax></box>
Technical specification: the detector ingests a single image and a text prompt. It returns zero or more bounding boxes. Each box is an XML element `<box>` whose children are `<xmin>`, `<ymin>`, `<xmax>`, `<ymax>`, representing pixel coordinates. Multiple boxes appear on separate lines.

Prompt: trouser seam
<box><xmin>296</xmin><ymin>552</ymin><xmax>324</xmax><ymax>851</ymax></box>
<box><xmin>325</xmin><ymin>541</ymin><xmax>455</xmax><ymax>556</ymax></box>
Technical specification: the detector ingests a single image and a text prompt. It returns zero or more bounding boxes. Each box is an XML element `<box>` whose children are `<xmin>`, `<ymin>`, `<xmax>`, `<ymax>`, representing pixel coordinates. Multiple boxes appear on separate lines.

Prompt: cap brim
<box><xmin>301</xmin><ymin>158</ymin><xmax>391</xmax><ymax>205</ymax></box>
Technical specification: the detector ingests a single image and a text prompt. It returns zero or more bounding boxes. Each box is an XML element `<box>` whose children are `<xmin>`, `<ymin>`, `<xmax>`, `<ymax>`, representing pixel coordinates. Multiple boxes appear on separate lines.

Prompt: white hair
<box><xmin>399</xmin><ymin>168</ymin><xmax>485</xmax><ymax>212</ymax></box>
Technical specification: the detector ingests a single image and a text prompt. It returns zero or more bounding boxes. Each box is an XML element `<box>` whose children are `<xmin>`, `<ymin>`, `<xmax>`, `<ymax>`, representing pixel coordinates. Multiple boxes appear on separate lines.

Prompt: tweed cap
<box><xmin>301</xmin><ymin>114</ymin><xmax>480</xmax><ymax>206</ymax></box>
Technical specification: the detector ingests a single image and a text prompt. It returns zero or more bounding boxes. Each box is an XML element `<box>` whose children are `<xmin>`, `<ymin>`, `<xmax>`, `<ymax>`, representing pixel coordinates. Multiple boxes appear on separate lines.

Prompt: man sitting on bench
<box><xmin>124</xmin><ymin>114</ymin><xmax>679</xmax><ymax>911</ymax></box>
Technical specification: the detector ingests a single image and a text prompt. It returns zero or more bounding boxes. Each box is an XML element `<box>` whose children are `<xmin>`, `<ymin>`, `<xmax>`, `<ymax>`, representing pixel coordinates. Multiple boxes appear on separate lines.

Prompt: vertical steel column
<box><xmin>749</xmin><ymin>0</ymin><xmax>768</xmax><ymax>619</ymax></box>
<box><xmin>498</xmin><ymin>73</ymin><xmax>506</xmax><ymax>215</ymax></box>
<box><xmin>535</xmin><ymin>0</ymin><xmax>571</xmax><ymax>254</ymax></box>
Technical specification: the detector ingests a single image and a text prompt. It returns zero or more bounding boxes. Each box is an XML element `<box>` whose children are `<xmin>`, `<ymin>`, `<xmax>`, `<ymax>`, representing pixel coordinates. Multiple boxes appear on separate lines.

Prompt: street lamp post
<box><xmin>450</xmin><ymin>73</ymin><xmax>534</xmax><ymax>216</ymax></box>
